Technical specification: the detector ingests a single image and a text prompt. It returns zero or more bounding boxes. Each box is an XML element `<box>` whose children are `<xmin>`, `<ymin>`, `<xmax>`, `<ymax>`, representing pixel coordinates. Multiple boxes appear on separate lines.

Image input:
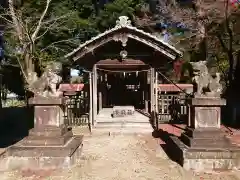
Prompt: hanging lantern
<box><xmin>136</xmin><ymin>71</ymin><xmax>138</xmax><ymax>77</ymax></box>
<box><xmin>123</xmin><ymin>72</ymin><xmax>126</xmax><ymax>77</ymax></box>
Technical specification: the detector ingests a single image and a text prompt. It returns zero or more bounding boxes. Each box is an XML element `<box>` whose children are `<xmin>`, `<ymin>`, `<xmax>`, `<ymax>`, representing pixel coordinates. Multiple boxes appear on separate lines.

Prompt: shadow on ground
<box><xmin>152</xmin><ymin>125</ymin><xmax>184</xmax><ymax>165</ymax></box>
<box><xmin>0</xmin><ymin>106</ymin><xmax>34</xmax><ymax>148</ymax></box>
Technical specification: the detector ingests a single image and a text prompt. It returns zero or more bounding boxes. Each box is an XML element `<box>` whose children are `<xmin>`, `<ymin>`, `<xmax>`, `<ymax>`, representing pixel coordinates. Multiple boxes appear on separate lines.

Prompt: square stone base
<box><xmin>181</xmin><ymin>127</ymin><xmax>231</xmax><ymax>148</ymax></box>
<box><xmin>170</xmin><ymin>136</ymin><xmax>240</xmax><ymax>172</ymax></box>
<box><xmin>0</xmin><ymin>136</ymin><xmax>83</xmax><ymax>171</ymax></box>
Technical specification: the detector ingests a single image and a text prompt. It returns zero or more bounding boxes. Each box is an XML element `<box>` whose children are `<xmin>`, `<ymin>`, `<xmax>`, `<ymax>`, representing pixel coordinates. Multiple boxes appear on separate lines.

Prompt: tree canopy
<box><xmin>0</xmin><ymin>0</ymin><xmax>240</xmax><ymax>96</ymax></box>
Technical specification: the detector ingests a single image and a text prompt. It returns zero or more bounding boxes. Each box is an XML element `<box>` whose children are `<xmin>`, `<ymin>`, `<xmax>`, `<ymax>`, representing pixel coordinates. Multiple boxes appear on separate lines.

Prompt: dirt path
<box><xmin>50</xmin><ymin>134</ymin><xmax>196</xmax><ymax>180</ymax></box>
<box><xmin>1</xmin><ymin>134</ymin><xmax>240</xmax><ymax>180</ymax></box>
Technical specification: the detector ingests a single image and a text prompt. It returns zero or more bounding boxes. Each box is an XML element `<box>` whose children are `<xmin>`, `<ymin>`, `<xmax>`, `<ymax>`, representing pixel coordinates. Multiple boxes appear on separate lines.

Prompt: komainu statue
<box><xmin>27</xmin><ymin>62</ymin><xmax>63</xmax><ymax>97</ymax></box>
<box><xmin>190</xmin><ymin>61</ymin><xmax>223</xmax><ymax>97</ymax></box>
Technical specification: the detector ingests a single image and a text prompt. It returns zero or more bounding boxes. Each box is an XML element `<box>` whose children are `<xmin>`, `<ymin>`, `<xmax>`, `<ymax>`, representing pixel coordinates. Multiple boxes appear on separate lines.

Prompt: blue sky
<box><xmin>70</xmin><ymin>69</ymin><xmax>80</xmax><ymax>77</ymax></box>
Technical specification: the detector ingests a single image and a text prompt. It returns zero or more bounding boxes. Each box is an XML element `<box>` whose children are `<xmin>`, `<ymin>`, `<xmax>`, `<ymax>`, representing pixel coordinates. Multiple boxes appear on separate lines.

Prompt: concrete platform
<box><xmin>94</xmin><ymin>108</ymin><xmax>153</xmax><ymax>134</ymax></box>
<box><xmin>0</xmin><ymin>136</ymin><xmax>83</xmax><ymax>171</ymax></box>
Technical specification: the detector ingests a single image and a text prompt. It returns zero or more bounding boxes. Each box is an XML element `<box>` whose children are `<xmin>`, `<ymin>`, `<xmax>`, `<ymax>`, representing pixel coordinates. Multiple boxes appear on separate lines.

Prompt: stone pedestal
<box><xmin>170</xmin><ymin>97</ymin><xmax>240</xmax><ymax>172</ymax></box>
<box><xmin>0</xmin><ymin>97</ymin><xmax>83</xmax><ymax>170</ymax></box>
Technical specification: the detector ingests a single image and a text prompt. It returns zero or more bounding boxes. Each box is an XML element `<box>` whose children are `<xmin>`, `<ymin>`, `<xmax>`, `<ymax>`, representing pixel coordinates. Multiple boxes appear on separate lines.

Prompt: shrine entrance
<box><xmin>64</xmin><ymin>16</ymin><xmax>183</xmax><ymax>127</ymax></box>
<box><xmin>99</xmin><ymin>71</ymin><xmax>148</xmax><ymax>109</ymax></box>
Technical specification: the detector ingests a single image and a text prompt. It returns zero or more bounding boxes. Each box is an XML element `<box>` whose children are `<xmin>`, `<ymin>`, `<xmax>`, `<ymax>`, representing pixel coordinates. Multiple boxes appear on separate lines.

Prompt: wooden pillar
<box><xmin>150</xmin><ymin>68</ymin><xmax>155</xmax><ymax>112</ymax></box>
<box><xmin>89</xmin><ymin>73</ymin><xmax>93</xmax><ymax>126</ymax></box>
<box><xmin>188</xmin><ymin>104</ymin><xmax>191</xmax><ymax>127</ymax></box>
<box><xmin>145</xmin><ymin>99</ymin><xmax>148</xmax><ymax>113</ymax></box>
<box><xmin>98</xmin><ymin>71</ymin><xmax>103</xmax><ymax>111</ymax></box>
<box><xmin>92</xmin><ymin>64</ymin><xmax>98</xmax><ymax>125</ymax></box>
<box><xmin>144</xmin><ymin>71</ymin><xmax>148</xmax><ymax>112</ymax></box>
<box><xmin>155</xmin><ymin>71</ymin><xmax>158</xmax><ymax>113</ymax></box>
<box><xmin>98</xmin><ymin>91</ymin><xmax>102</xmax><ymax>111</ymax></box>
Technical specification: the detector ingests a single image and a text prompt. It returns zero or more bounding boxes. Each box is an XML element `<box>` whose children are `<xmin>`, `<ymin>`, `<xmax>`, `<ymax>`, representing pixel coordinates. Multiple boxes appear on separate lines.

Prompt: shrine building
<box><xmin>63</xmin><ymin>16</ymin><xmax>193</xmax><ymax>128</ymax></box>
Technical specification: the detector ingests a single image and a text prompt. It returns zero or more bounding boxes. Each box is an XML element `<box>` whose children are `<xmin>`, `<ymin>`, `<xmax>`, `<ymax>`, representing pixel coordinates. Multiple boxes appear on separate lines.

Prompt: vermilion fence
<box><xmin>59</xmin><ymin>84</ymin><xmax>89</xmax><ymax>126</ymax></box>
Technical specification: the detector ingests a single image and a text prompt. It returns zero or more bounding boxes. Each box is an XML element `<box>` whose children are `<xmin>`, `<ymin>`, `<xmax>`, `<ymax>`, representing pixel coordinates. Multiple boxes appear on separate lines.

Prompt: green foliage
<box><xmin>1</xmin><ymin>0</ymin><xmax>146</xmax><ymax>96</ymax></box>
<box><xmin>2</xmin><ymin>99</ymin><xmax>26</xmax><ymax>108</ymax></box>
<box><xmin>94</xmin><ymin>0</ymin><xmax>143</xmax><ymax>31</ymax></box>
<box><xmin>3</xmin><ymin>0</ymin><xmax>145</xmax><ymax>69</ymax></box>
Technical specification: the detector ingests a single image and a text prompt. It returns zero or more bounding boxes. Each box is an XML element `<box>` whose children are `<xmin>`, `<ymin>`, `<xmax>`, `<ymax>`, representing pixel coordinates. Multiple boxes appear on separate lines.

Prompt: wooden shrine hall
<box><xmin>64</xmin><ymin>16</ymin><xmax>186</xmax><ymax>127</ymax></box>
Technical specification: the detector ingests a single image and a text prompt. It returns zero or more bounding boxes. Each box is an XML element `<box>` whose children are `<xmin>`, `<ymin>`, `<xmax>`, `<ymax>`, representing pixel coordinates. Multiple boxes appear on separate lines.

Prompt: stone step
<box><xmin>95</xmin><ymin>119</ymin><xmax>150</xmax><ymax>123</ymax></box>
<box><xmin>91</xmin><ymin>127</ymin><xmax>153</xmax><ymax>135</ymax></box>
<box><xmin>95</xmin><ymin>122</ymin><xmax>152</xmax><ymax>128</ymax></box>
<box><xmin>96</xmin><ymin>116</ymin><xmax>149</xmax><ymax>119</ymax></box>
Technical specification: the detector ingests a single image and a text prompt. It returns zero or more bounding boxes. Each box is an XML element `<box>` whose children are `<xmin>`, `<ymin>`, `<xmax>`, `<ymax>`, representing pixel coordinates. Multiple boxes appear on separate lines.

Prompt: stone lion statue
<box><xmin>190</xmin><ymin>61</ymin><xmax>223</xmax><ymax>97</ymax></box>
<box><xmin>27</xmin><ymin>62</ymin><xmax>63</xmax><ymax>97</ymax></box>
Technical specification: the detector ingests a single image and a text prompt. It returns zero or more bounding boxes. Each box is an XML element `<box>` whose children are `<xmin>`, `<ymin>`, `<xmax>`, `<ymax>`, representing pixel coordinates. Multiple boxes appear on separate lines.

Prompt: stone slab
<box><xmin>181</xmin><ymin>133</ymin><xmax>232</xmax><ymax>148</ymax></box>
<box><xmin>0</xmin><ymin>136</ymin><xmax>83</xmax><ymax>171</ymax></box>
<box><xmin>189</xmin><ymin>98</ymin><xmax>226</xmax><ymax>106</ymax></box>
<box><xmin>29</xmin><ymin>125</ymin><xmax>69</xmax><ymax>137</ymax></box>
<box><xmin>185</xmin><ymin>127</ymin><xmax>226</xmax><ymax>138</ymax></box>
<box><xmin>181</xmin><ymin>127</ymin><xmax>235</xmax><ymax>148</ymax></box>
<box><xmin>112</xmin><ymin>106</ymin><xmax>135</xmax><ymax>118</ymax></box>
<box><xmin>21</xmin><ymin>131</ymin><xmax>73</xmax><ymax>146</ymax></box>
<box><xmin>170</xmin><ymin>136</ymin><xmax>240</xmax><ymax>172</ymax></box>
<box><xmin>28</xmin><ymin>97</ymin><xmax>67</xmax><ymax>105</ymax></box>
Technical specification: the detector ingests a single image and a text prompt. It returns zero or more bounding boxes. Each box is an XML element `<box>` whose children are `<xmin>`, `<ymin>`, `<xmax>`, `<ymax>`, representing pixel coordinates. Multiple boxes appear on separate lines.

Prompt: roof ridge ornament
<box><xmin>115</xmin><ymin>16</ymin><xmax>132</xmax><ymax>28</ymax></box>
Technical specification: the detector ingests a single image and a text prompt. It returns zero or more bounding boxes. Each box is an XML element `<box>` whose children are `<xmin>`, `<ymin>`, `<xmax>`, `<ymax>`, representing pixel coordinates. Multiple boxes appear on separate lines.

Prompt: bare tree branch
<box><xmin>35</xmin><ymin>20</ymin><xmax>59</xmax><ymax>41</ymax></box>
<box><xmin>8</xmin><ymin>0</ymin><xmax>24</xmax><ymax>43</ymax></box>
<box><xmin>0</xmin><ymin>14</ymin><xmax>13</xmax><ymax>24</ymax></box>
<box><xmin>40</xmin><ymin>38</ymin><xmax>80</xmax><ymax>52</ymax></box>
<box><xmin>41</xmin><ymin>12</ymin><xmax>74</xmax><ymax>25</ymax></box>
<box><xmin>31</xmin><ymin>0</ymin><xmax>52</xmax><ymax>42</ymax></box>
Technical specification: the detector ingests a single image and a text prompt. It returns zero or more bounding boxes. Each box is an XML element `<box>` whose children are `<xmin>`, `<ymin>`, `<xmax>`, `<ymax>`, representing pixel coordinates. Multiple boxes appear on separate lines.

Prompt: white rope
<box><xmin>96</xmin><ymin>67</ymin><xmax>150</xmax><ymax>73</ymax></box>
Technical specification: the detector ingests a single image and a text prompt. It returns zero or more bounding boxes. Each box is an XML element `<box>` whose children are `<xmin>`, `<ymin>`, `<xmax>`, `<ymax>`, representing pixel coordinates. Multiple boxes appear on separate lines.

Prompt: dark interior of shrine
<box><xmin>99</xmin><ymin>71</ymin><xmax>149</xmax><ymax>110</ymax></box>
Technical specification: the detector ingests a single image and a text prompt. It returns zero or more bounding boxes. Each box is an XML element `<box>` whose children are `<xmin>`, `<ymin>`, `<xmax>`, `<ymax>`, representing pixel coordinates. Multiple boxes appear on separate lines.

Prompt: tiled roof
<box><xmin>65</xmin><ymin>16</ymin><xmax>182</xmax><ymax>60</ymax></box>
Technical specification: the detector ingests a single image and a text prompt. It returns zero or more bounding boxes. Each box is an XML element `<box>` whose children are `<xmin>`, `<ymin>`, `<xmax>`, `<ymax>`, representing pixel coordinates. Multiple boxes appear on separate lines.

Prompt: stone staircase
<box><xmin>92</xmin><ymin>108</ymin><xmax>153</xmax><ymax>135</ymax></box>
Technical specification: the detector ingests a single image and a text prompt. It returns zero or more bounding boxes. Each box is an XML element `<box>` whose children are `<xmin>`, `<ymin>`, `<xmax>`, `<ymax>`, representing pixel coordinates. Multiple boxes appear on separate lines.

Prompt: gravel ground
<box><xmin>0</xmin><ymin>134</ymin><xmax>240</xmax><ymax>180</ymax></box>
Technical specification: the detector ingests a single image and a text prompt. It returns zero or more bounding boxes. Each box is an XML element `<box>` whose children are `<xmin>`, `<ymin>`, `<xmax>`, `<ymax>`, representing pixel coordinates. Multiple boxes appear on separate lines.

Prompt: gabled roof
<box><xmin>65</xmin><ymin>16</ymin><xmax>183</xmax><ymax>61</ymax></box>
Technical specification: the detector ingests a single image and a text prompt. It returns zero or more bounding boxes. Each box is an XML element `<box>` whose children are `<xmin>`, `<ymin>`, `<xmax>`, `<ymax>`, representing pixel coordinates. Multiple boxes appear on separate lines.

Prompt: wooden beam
<box><xmin>72</xmin><ymin>34</ymin><xmax>178</xmax><ymax>61</ymax></box>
